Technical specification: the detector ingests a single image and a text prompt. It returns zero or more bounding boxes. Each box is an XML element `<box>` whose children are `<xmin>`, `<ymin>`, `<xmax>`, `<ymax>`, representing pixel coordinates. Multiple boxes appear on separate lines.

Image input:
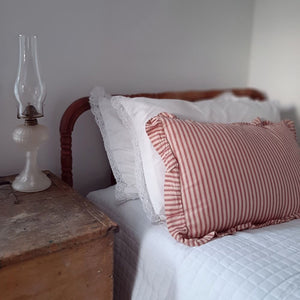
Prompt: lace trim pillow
<box><xmin>112</xmin><ymin>93</ymin><xmax>281</xmax><ymax>222</ymax></box>
<box><xmin>89</xmin><ymin>87</ymin><xmax>138</xmax><ymax>202</ymax></box>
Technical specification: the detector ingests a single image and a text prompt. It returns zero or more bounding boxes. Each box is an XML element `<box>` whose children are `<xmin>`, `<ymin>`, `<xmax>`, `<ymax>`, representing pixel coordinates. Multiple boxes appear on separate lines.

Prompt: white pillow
<box><xmin>112</xmin><ymin>93</ymin><xmax>281</xmax><ymax>222</ymax></box>
<box><xmin>89</xmin><ymin>87</ymin><xmax>138</xmax><ymax>202</ymax></box>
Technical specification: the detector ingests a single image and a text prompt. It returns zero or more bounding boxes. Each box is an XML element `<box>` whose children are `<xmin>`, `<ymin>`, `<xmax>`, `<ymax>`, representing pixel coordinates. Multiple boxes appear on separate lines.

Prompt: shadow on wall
<box><xmin>280</xmin><ymin>107</ymin><xmax>300</xmax><ymax>145</ymax></box>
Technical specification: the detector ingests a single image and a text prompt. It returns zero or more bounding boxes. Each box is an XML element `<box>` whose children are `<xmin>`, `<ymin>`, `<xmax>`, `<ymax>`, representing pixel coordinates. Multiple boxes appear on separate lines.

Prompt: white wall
<box><xmin>249</xmin><ymin>0</ymin><xmax>300</xmax><ymax>142</ymax></box>
<box><xmin>0</xmin><ymin>0</ymin><xmax>255</xmax><ymax>194</ymax></box>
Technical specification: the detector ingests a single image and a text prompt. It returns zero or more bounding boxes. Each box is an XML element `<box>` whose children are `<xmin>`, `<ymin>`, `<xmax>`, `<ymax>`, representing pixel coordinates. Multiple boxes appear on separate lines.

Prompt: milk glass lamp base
<box><xmin>12</xmin><ymin>123</ymin><xmax>51</xmax><ymax>193</ymax></box>
<box><xmin>12</xmin><ymin>169</ymin><xmax>51</xmax><ymax>192</ymax></box>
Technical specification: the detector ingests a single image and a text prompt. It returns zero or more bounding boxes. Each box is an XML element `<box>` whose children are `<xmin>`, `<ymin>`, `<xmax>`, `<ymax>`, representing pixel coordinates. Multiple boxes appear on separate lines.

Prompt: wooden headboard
<box><xmin>60</xmin><ymin>88</ymin><xmax>266</xmax><ymax>187</ymax></box>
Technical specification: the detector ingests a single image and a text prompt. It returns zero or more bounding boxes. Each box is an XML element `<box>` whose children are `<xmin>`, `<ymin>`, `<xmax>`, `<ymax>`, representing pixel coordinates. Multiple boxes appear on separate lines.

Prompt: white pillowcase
<box><xmin>89</xmin><ymin>87</ymin><xmax>138</xmax><ymax>202</ymax></box>
<box><xmin>112</xmin><ymin>93</ymin><xmax>281</xmax><ymax>222</ymax></box>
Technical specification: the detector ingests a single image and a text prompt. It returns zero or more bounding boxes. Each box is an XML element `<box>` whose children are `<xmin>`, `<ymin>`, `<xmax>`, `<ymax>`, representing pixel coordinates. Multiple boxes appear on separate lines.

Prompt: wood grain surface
<box><xmin>0</xmin><ymin>171</ymin><xmax>117</xmax><ymax>267</ymax></box>
<box><xmin>0</xmin><ymin>171</ymin><xmax>117</xmax><ymax>299</ymax></box>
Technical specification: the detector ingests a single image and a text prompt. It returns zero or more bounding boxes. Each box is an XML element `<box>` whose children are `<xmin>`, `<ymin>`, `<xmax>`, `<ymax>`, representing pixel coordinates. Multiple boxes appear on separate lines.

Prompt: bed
<box><xmin>60</xmin><ymin>88</ymin><xmax>300</xmax><ymax>300</ymax></box>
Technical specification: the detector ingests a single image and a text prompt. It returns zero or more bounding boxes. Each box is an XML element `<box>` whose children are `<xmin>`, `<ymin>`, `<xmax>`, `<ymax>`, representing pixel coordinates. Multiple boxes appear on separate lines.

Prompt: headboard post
<box><xmin>60</xmin><ymin>97</ymin><xmax>91</xmax><ymax>186</ymax></box>
<box><xmin>60</xmin><ymin>133</ymin><xmax>73</xmax><ymax>186</ymax></box>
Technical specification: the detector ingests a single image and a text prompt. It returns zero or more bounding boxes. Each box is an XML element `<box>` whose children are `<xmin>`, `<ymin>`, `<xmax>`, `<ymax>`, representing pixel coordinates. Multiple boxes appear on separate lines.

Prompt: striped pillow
<box><xmin>146</xmin><ymin>113</ymin><xmax>300</xmax><ymax>246</ymax></box>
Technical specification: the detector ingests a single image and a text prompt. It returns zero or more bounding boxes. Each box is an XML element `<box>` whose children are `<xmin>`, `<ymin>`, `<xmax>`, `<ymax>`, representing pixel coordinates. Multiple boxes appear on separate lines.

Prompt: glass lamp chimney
<box><xmin>14</xmin><ymin>34</ymin><xmax>46</xmax><ymax>124</ymax></box>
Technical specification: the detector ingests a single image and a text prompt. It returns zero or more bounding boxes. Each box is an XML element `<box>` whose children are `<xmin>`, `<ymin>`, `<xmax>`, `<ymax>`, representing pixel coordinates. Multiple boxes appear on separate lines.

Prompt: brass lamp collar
<box><xmin>24</xmin><ymin>118</ymin><xmax>38</xmax><ymax>126</ymax></box>
<box><xmin>22</xmin><ymin>104</ymin><xmax>40</xmax><ymax>126</ymax></box>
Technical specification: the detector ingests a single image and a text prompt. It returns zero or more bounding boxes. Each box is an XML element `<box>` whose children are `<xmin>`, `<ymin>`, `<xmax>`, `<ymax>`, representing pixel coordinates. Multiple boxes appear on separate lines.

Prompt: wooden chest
<box><xmin>0</xmin><ymin>171</ymin><xmax>117</xmax><ymax>300</ymax></box>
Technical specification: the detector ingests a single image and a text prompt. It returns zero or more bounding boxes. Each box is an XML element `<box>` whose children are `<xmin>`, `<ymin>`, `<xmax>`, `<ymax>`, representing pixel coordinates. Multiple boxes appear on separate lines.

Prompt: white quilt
<box><xmin>88</xmin><ymin>186</ymin><xmax>300</xmax><ymax>300</ymax></box>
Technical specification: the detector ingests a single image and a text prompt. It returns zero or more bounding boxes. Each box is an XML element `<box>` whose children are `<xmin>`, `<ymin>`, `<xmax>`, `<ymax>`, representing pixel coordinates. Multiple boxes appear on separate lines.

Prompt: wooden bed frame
<box><xmin>59</xmin><ymin>88</ymin><xmax>266</xmax><ymax>187</ymax></box>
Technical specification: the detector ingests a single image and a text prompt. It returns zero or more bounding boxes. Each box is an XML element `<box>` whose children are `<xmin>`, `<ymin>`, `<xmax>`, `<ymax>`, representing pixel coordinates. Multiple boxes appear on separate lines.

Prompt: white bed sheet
<box><xmin>88</xmin><ymin>186</ymin><xmax>300</xmax><ymax>300</ymax></box>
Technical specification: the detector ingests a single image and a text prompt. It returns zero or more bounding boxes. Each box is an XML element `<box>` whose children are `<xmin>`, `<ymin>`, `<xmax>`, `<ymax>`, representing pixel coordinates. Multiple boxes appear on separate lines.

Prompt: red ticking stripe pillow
<box><xmin>146</xmin><ymin>113</ymin><xmax>300</xmax><ymax>246</ymax></box>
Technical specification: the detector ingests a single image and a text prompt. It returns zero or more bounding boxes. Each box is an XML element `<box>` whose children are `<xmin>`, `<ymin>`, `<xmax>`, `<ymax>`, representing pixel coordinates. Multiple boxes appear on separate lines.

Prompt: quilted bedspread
<box><xmin>88</xmin><ymin>186</ymin><xmax>300</xmax><ymax>300</ymax></box>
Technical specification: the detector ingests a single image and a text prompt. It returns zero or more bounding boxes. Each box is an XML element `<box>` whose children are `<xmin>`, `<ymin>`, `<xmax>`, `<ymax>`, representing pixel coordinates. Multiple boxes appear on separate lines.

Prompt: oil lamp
<box><xmin>12</xmin><ymin>34</ymin><xmax>51</xmax><ymax>192</ymax></box>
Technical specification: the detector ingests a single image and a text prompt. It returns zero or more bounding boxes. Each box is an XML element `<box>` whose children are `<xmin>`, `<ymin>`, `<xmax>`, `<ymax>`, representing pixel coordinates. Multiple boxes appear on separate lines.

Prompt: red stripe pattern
<box><xmin>146</xmin><ymin>113</ymin><xmax>300</xmax><ymax>246</ymax></box>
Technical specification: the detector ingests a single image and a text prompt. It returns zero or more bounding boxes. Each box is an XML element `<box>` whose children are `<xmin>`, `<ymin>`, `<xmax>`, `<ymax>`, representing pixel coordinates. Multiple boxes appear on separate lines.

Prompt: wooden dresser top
<box><xmin>0</xmin><ymin>171</ymin><xmax>117</xmax><ymax>268</ymax></box>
